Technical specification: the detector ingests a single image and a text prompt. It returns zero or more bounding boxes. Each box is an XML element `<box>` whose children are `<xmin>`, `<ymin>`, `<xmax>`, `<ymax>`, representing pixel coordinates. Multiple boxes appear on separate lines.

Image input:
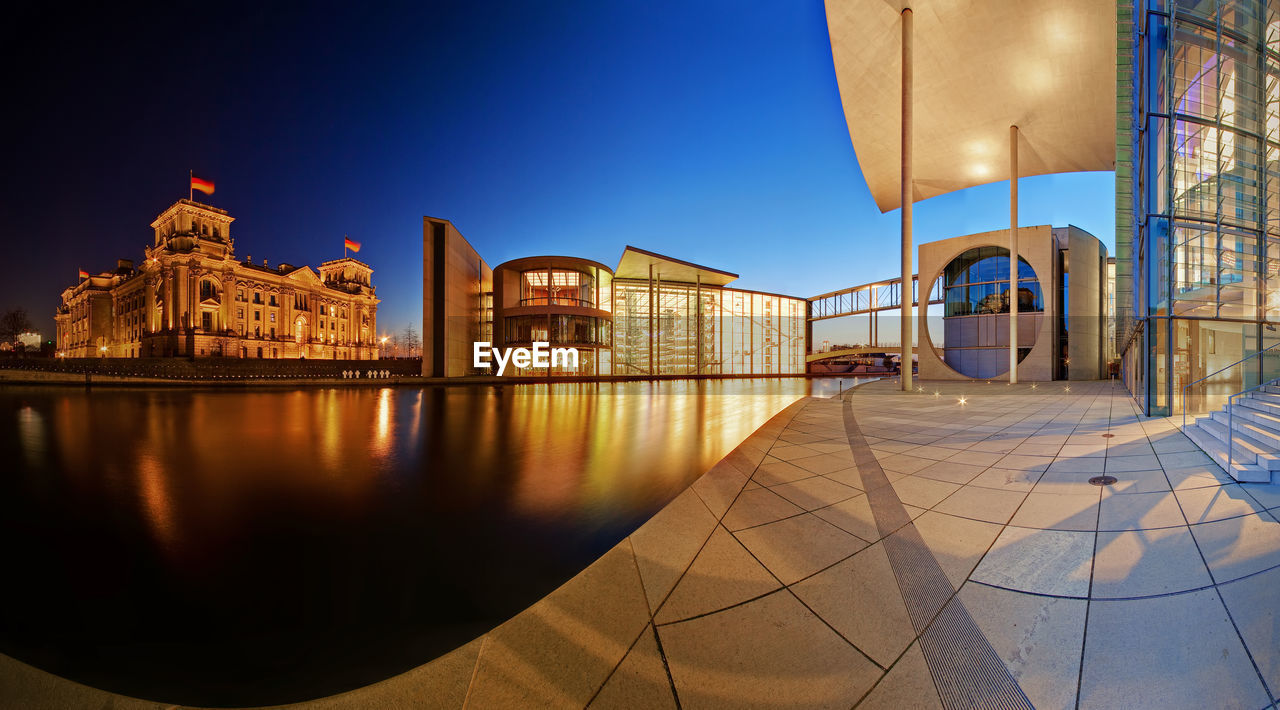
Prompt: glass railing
<box><xmin>1180</xmin><ymin>341</ymin><xmax>1280</xmax><ymax>427</ymax></box>
<box><xmin>517</xmin><ymin>297</ymin><xmax>595</xmax><ymax>308</ymax></box>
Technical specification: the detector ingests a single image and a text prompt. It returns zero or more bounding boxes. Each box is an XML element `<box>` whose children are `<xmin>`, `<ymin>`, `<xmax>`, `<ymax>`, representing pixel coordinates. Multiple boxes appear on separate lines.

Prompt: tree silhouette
<box><xmin>0</xmin><ymin>309</ymin><xmax>34</xmax><ymax>343</ymax></box>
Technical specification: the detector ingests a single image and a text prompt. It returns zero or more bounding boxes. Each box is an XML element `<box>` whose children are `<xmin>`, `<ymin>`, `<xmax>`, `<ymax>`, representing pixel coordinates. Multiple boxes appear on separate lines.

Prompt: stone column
<box><xmin>899</xmin><ymin>7</ymin><xmax>914</xmax><ymax>392</ymax></box>
<box><xmin>176</xmin><ymin>265</ymin><xmax>189</xmax><ymax>334</ymax></box>
<box><xmin>222</xmin><ymin>273</ymin><xmax>234</xmax><ymax>335</ymax></box>
<box><xmin>282</xmin><ymin>290</ymin><xmax>293</xmax><ymax>353</ymax></box>
<box><xmin>163</xmin><ymin>271</ymin><xmax>173</xmax><ymax>331</ymax></box>
<box><xmin>143</xmin><ymin>277</ymin><xmax>154</xmax><ymax>334</ymax></box>
<box><xmin>1010</xmin><ymin>124</ymin><xmax>1019</xmax><ymax>384</ymax></box>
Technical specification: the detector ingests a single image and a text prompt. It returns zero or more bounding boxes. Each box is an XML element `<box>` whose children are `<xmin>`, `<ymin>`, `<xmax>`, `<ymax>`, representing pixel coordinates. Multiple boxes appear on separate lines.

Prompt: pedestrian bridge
<box><xmin>805</xmin><ymin>346</ymin><xmax>919</xmax><ymax>364</ymax></box>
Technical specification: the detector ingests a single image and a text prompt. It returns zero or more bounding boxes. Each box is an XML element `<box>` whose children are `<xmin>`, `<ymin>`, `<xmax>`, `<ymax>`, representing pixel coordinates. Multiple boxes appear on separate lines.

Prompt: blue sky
<box><xmin>3</xmin><ymin>1</ymin><xmax>1113</xmax><ymax>338</ymax></box>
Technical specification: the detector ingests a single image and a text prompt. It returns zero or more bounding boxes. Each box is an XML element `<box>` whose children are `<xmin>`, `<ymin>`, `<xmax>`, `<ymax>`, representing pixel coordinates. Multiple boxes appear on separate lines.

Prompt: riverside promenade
<box><xmin>5</xmin><ymin>379</ymin><xmax>1280</xmax><ymax>709</ymax></box>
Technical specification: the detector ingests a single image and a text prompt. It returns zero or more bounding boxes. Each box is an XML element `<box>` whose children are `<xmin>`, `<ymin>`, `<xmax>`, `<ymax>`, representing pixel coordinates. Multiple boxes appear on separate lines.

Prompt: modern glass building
<box><xmin>1121</xmin><ymin>0</ymin><xmax>1280</xmax><ymax>415</ymax></box>
<box><xmin>491</xmin><ymin>256</ymin><xmax>614</xmax><ymax>376</ymax></box>
<box><xmin>610</xmin><ymin>248</ymin><xmax>806</xmax><ymax>376</ymax></box>
<box><xmin>423</xmin><ymin>221</ymin><xmax>807</xmax><ymax>377</ymax></box>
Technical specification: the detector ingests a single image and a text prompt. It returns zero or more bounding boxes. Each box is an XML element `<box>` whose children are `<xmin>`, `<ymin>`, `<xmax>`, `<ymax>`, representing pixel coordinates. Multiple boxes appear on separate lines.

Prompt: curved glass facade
<box><xmin>941</xmin><ymin>246</ymin><xmax>1040</xmax><ymax>379</ymax></box>
<box><xmin>520</xmin><ymin>269</ymin><xmax>598</xmax><ymax>308</ymax></box>
<box><xmin>503</xmin><ymin>314</ymin><xmax>611</xmax><ymax>346</ymax></box>
<box><xmin>943</xmin><ymin>247</ymin><xmax>1043</xmax><ymax>317</ymax></box>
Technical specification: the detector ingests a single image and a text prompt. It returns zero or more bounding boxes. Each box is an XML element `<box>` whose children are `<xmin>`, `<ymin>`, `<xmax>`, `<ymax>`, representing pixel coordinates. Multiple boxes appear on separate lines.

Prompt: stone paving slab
<box><xmin>9</xmin><ymin>380</ymin><xmax>1280</xmax><ymax>709</ymax></box>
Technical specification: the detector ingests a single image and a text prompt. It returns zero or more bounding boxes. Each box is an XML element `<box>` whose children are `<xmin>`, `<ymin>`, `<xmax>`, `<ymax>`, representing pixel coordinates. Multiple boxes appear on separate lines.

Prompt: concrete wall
<box><xmin>1065</xmin><ymin>226</ymin><xmax>1109</xmax><ymax>380</ymax></box>
<box><xmin>423</xmin><ymin>218</ymin><xmax>492</xmax><ymax>377</ymax></box>
<box><xmin>917</xmin><ymin>226</ymin><xmax>1057</xmax><ymax>382</ymax></box>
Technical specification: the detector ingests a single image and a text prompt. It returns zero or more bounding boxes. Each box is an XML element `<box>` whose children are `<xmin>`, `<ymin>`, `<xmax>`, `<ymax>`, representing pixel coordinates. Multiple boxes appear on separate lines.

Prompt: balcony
<box><xmin>518</xmin><ymin>296</ymin><xmax>596</xmax><ymax>308</ymax></box>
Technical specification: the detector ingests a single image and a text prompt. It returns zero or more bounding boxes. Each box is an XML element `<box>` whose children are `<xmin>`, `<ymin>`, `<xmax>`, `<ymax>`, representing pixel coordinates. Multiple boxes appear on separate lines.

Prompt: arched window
<box><xmin>199</xmin><ymin>280</ymin><xmax>220</xmax><ymax>302</ymax></box>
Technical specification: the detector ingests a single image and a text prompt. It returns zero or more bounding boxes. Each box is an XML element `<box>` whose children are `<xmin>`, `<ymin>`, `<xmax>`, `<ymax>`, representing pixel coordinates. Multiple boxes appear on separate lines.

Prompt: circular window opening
<box><xmin>939</xmin><ymin>246</ymin><xmax>1041</xmax><ymax>379</ymax></box>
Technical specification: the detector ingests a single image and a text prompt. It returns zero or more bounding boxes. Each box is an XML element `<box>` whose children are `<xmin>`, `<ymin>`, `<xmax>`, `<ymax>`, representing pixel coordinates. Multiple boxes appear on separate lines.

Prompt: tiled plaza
<box><xmin>447</xmin><ymin>378</ymin><xmax>1280</xmax><ymax>710</ymax></box>
<box><xmin>5</xmin><ymin>378</ymin><xmax>1280</xmax><ymax>709</ymax></box>
<box><xmin>575</xmin><ymin>378</ymin><xmax>1280</xmax><ymax>710</ymax></box>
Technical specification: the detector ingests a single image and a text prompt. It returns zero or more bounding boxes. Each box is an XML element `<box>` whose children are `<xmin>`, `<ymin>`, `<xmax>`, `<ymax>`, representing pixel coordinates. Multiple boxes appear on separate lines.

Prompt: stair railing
<box><xmin>1177</xmin><ymin>340</ymin><xmax>1280</xmax><ymax>432</ymax></box>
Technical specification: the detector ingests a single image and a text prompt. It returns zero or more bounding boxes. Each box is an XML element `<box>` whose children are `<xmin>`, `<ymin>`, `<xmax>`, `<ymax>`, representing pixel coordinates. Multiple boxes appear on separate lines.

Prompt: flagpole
<box><xmin>344</xmin><ymin>234</ymin><xmax>348</xmax><ymax>258</ymax></box>
<box><xmin>189</xmin><ymin>169</ymin><xmax>192</xmax><ymax>201</ymax></box>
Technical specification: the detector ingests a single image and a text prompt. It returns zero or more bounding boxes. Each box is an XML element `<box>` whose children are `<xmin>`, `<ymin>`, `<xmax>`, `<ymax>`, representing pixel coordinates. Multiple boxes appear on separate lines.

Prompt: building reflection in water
<box><xmin>0</xmin><ymin>379</ymin><xmax>830</xmax><ymax>706</ymax></box>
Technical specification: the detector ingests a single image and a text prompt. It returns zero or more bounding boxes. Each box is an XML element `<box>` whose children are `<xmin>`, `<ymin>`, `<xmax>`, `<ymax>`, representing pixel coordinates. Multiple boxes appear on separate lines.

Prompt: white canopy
<box><xmin>825</xmin><ymin>0</ymin><xmax>1116</xmax><ymax>212</ymax></box>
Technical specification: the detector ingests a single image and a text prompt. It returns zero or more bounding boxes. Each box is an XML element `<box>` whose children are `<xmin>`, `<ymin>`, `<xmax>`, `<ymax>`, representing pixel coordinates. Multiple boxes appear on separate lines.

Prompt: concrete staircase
<box><xmin>1184</xmin><ymin>383</ymin><xmax>1280</xmax><ymax>483</ymax></box>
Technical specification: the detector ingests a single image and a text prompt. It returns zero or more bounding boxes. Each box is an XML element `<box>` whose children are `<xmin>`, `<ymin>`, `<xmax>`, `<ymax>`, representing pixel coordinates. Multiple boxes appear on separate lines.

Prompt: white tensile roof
<box><xmin>825</xmin><ymin>0</ymin><xmax>1116</xmax><ymax>213</ymax></box>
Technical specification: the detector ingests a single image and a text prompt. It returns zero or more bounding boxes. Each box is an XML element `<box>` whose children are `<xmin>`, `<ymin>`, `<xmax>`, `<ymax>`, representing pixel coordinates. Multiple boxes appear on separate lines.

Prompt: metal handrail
<box><xmin>1180</xmin><ymin>340</ymin><xmax>1280</xmax><ymax>431</ymax></box>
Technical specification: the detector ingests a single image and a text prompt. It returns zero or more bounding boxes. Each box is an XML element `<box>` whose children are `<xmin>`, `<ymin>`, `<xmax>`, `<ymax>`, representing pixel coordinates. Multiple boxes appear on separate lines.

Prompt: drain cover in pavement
<box><xmin>1089</xmin><ymin>475</ymin><xmax>1118</xmax><ymax>486</ymax></box>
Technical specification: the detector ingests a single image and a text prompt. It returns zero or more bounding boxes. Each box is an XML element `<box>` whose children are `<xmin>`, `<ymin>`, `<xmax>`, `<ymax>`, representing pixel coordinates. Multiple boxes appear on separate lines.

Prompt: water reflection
<box><xmin>0</xmin><ymin>379</ymin><xmax>846</xmax><ymax>705</ymax></box>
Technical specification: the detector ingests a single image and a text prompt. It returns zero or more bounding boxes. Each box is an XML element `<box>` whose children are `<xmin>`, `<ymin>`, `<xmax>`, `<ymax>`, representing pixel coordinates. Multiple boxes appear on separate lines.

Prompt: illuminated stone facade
<box><xmin>56</xmin><ymin>199</ymin><xmax>380</xmax><ymax>359</ymax></box>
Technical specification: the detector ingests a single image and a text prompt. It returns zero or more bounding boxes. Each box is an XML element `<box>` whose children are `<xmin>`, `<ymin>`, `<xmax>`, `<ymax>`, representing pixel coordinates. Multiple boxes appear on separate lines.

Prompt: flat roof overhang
<box><xmin>825</xmin><ymin>0</ymin><xmax>1116</xmax><ymax>212</ymax></box>
<box><xmin>613</xmin><ymin>246</ymin><xmax>739</xmax><ymax>286</ymax></box>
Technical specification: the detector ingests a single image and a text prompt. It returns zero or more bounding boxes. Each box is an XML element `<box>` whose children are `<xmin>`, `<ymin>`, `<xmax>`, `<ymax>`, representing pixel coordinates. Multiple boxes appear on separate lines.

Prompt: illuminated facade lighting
<box><xmin>55</xmin><ymin>199</ymin><xmax>380</xmax><ymax>360</ymax></box>
<box><xmin>424</xmin><ymin>223</ymin><xmax>807</xmax><ymax>377</ymax></box>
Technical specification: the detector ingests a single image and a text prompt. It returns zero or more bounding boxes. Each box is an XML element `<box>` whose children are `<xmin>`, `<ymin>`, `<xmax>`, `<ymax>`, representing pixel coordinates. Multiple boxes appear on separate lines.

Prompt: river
<box><xmin>0</xmin><ymin>379</ymin><xmax>850</xmax><ymax>705</ymax></box>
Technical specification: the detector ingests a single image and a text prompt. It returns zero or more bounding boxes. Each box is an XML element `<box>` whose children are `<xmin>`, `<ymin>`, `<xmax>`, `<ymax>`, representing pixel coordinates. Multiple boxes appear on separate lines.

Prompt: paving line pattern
<box><xmin>843</xmin><ymin>394</ymin><xmax>1035</xmax><ymax>710</ymax></box>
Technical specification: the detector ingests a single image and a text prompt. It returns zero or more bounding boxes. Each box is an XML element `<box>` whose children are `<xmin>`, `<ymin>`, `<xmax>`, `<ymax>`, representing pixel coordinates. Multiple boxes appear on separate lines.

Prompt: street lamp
<box><xmin>99</xmin><ymin>346</ymin><xmax>107</xmax><ymax>358</ymax></box>
<box><xmin>380</xmin><ymin>336</ymin><xmax>389</xmax><ymax>359</ymax></box>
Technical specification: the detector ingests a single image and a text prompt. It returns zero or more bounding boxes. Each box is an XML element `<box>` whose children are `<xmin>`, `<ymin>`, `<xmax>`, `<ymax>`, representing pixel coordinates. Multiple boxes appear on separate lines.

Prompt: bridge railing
<box><xmin>808</xmin><ymin>275</ymin><xmax>942</xmax><ymax>321</ymax></box>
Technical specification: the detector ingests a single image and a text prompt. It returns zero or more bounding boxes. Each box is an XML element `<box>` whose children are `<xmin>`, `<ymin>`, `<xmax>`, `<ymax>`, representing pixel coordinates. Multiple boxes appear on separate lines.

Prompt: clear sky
<box><xmin>2</xmin><ymin>1</ymin><xmax>1113</xmax><ymax>340</ymax></box>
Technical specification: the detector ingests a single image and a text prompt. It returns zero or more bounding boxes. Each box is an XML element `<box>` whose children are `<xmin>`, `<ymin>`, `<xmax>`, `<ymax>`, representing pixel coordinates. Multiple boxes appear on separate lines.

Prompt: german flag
<box><xmin>344</xmin><ymin>237</ymin><xmax>361</xmax><ymax>253</ymax></box>
<box><xmin>78</xmin><ymin>269</ymin><xmax>89</xmax><ymax>279</ymax></box>
<box><xmin>191</xmin><ymin>175</ymin><xmax>215</xmax><ymax>195</ymax></box>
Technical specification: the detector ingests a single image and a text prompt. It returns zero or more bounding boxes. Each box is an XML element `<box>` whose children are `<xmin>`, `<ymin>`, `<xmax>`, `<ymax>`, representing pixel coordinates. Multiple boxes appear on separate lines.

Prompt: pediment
<box><xmin>287</xmin><ymin>267</ymin><xmax>323</xmax><ymax>286</ymax></box>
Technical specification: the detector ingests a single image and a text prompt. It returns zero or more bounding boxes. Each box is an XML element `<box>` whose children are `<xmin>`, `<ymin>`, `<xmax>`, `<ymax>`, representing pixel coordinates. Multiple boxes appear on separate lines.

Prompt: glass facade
<box><xmin>611</xmin><ymin>280</ymin><xmax>806</xmax><ymax>376</ymax></box>
<box><xmin>940</xmin><ymin>247</ymin><xmax>1041</xmax><ymax>379</ymax></box>
<box><xmin>498</xmin><ymin>262</ymin><xmax>613</xmax><ymax>376</ymax></box>
<box><xmin>491</xmin><ymin>255</ymin><xmax>805</xmax><ymax>378</ymax></box>
<box><xmin>503</xmin><ymin>314</ymin><xmax>610</xmax><ymax>346</ymax></box>
<box><xmin>942</xmin><ymin>247</ymin><xmax>1043</xmax><ymax>317</ymax></box>
<box><xmin>520</xmin><ymin>269</ymin><xmax>598</xmax><ymax>308</ymax></box>
<box><xmin>1125</xmin><ymin>0</ymin><xmax>1280</xmax><ymax>415</ymax></box>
